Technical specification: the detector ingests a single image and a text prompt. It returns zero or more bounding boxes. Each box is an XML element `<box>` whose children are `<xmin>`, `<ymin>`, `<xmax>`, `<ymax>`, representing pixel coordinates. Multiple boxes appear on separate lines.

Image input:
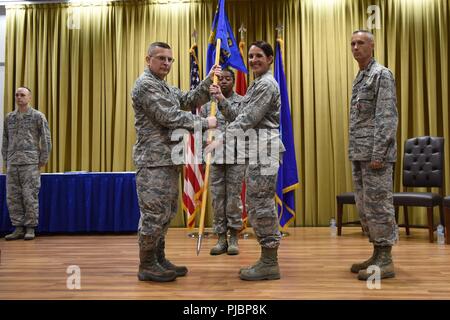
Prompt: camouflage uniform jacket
<box><xmin>200</xmin><ymin>92</ymin><xmax>243</xmax><ymax>164</ymax></box>
<box><xmin>200</xmin><ymin>92</ymin><xmax>243</xmax><ymax>129</ymax></box>
<box><xmin>218</xmin><ymin>71</ymin><xmax>285</xmax><ymax>163</ymax></box>
<box><xmin>2</xmin><ymin>106</ymin><xmax>52</xmax><ymax>165</ymax></box>
<box><xmin>131</xmin><ymin>69</ymin><xmax>212</xmax><ymax>168</ymax></box>
<box><xmin>349</xmin><ymin>59</ymin><xmax>398</xmax><ymax>163</ymax></box>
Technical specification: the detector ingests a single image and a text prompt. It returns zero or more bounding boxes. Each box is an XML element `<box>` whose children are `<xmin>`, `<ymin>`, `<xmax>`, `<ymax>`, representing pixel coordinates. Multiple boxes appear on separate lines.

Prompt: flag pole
<box><xmin>196</xmin><ymin>38</ymin><xmax>222</xmax><ymax>255</ymax></box>
<box><xmin>185</xmin><ymin>29</ymin><xmax>212</xmax><ymax>239</ymax></box>
<box><xmin>276</xmin><ymin>28</ymin><xmax>288</xmax><ymax>238</ymax></box>
<box><xmin>236</xmin><ymin>23</ymin><xmax>252</xmax><ymax>239</ymax></box>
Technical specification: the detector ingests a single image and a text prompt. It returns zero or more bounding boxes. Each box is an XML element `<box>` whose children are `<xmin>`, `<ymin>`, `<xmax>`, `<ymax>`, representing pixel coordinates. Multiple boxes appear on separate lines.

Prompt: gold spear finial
<box><xmin>238</xmin><ymin>23</ymin><xmax>247</xmax><ymax>41</ymax></box>
<box><xmin>191</xmin><ymin>29</ymin><xmax>198</xmax><ymax>43</ymax></box>
<box><xmin>276</xmin><ymin>24</ymin><xmax>284</xmax><ymax>39</ymax></box>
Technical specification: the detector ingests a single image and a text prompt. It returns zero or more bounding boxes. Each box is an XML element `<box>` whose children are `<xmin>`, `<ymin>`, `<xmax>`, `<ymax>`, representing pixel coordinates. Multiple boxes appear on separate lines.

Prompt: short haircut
<box><xmin>249</xmin><ymin>40</ymin><xmax>274</xmax><ymax>58</ymax></box>
<box><xmin>352</xmin><ymin>29</ymin><xmax>374</xmax><ymax>43</ymax></box>
<box><xmin>17</xmin><ymin>86</ymin><xmax>32</xmax><ymax>94</ymax></box>
<box><xmin>222</xmin><ymin>67</ymin><xmax>235</xmax><ymax>81</ymax></box>
<box><xmin>147</xmin><ymin>42</ymin><xmax>171</xmax><ymax>56</ymax></box>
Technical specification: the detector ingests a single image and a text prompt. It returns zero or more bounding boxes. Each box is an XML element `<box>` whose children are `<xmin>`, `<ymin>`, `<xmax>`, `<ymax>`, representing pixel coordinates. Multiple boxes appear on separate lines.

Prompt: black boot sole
<box><xmin>137</xmin><ymin>272</ymin><xmax>177</xmax><ymax>282</ymax></box>
<box><xmin>5</xmin><ymin>235</ymin><xmax>25</xmax><ymax>241</ymax></box>
<box><xmin>357</xmin><ymin>271</ymin><xmax>396</xmax><ymax>281</ymax></box>
<box><xmin>210</xmin><ymin>249</ymin><xmax>227</xmax><ymax>255</ymax></box>
<box><xmin>239</xmin><ymin>273</ymin><xmax>281</xmax><ymax>281</ymax></box>
<box><xmin>350</xmin><ymin>264</ymin><xmax>373</xmax><ymax>274</ymax></box>
<box><xmin>174</xmin><ymin>268</ymin><xmax>188</xmax><ymax>277</ymax></box>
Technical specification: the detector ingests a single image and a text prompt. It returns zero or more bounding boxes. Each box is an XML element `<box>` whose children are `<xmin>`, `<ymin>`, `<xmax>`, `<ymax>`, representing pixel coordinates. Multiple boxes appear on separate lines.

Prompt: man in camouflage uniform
<box><xmin>2</xmin><ymin>87</ymin><xmax>52</xmax><ymax>241</ymax></box>
<box><xmin>348</xmin><ymin>30</ymin><xmax>398</xmax><ymax>280</ymax></box>
<box><xmin>200</xmin><ymin>68</ymin><xmax>244</xmax><ymax>256</ymax></box>
<box><xmin>131</xmin><ymin>42</ymin><xmax>218</xmax><ymax>282</ymax></box>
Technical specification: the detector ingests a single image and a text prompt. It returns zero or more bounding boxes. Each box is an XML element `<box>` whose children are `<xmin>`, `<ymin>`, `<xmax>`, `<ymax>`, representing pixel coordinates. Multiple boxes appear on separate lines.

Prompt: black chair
<box><xmin>336</xmin><ymin>192</ymin><xmax>360</xmax><ymax>235</ymax></box>
<box><xmin>336</xmin><ymin>166</ymin><xmax>396</xmax><ymax>235</ymax></box>
<box><xmin>444</xmin><ymin>196</ymin><xmax>450</xmax><ymax>244</ymax></box>
<box><xmin>393</xmin><ymin>136</ymin><xmax>445</xmax><ymax>243</ymax></box>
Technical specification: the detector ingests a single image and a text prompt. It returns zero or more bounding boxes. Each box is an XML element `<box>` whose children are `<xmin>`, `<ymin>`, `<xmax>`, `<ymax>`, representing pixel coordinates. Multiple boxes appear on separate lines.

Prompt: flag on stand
<box><xmin>205</xmin><ymin>0</ymin><xmax>247</xmax><ymax>230</ymax></box>
<box><xmin>182</xmin><ymin>43</ymin><xmax>204</xmax><ymax>229</ymax></box>
<box><xmin>274</xmin><ymin>38</ymin><xmax>300</xmax><ymax>230</ymax></box>
<box><xmin>235</xmin><ymin>40</ymin><xmax>248</xmax><ymax>231</ymax></box>
<box><xmin>206</xmin><ymin>0</ymin><xmax>247</xmax><ymax>74</ymax></box>
<box><xmin>235</xmin><ymin>41</ymin><xmax>248</xmax><ymax>94</ymax></box>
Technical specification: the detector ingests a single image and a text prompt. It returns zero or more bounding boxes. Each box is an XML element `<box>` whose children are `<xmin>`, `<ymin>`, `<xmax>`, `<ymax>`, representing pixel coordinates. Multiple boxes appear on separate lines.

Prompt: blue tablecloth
<box><xmin>0</xmin><ymin>172</ymin><xmax>140</xmax><ymax>233</ymax></box>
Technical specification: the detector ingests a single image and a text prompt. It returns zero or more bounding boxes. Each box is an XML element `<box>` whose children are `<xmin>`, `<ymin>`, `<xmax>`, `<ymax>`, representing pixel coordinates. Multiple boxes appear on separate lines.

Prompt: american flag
<box><xmin>182</xmin><ymin>44</ymin><xmax>204</xmax><ymax>229</ymax></box>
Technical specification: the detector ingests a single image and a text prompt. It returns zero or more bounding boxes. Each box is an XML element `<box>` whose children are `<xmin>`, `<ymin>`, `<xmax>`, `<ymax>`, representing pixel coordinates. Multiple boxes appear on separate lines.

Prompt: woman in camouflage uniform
<box><xmin>208</xmin><ymin>41</ymin><xmax>285</xmax><ymax>280</ymax></box>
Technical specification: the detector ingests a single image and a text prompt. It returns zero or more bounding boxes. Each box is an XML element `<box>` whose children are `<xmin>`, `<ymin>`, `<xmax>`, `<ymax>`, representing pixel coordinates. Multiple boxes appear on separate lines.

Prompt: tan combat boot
<box><xmin>239</xmin><ymin>247</ymin><xmax>280</xmax><ymax>281</ymax></box>
<box><xmin>350</xmin><ymin>246</ymin><xmax>379</xmax><ymax>273</ymax></box>
<box><xmin>357</xmin><ymin>246</ymin><xmax>395</xmax><ymax>280</ymax></box>
<box><xmin>24</xmin><ymin>227</ymin><xmax>35</xmax><ymax>240</ymax></box>
<box><xmin>227</xmin><ymin>229</ymin><xmax>239</xmax><ymax>255</ymax></box>
<box><xmin>5</xmin><ymin>227</ymin><xmax>25</xmax><ymax>241</ymax></box>
<box><xmin>210</xmin><ymin>233</ymin><xmax>228</xmax><ymax>255</ymax></box>
<box><xmin>157</xmin><ymin>238</ymin><xmax>188</xmax><ymax>277</ymax></box>
<box><xmin>138</xmin><ymin>236</ymin><xmax>177</xmax><ymax>282</ymax></box>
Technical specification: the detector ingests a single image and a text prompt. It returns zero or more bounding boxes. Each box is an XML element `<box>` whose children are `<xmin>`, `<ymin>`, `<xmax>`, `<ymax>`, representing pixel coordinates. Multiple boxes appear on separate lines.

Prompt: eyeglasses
<box><xmin>151</xmin><ymin>55</ymin><xmax>175</xmax><ymax>63</ymax></box>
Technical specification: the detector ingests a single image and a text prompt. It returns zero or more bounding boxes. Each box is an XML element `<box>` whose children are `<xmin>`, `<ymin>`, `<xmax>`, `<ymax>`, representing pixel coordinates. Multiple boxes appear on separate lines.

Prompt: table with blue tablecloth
<box><xmin>0</xmin><ymin>172</ymin><xmax>140</xmax><ymax>233</ymax></box>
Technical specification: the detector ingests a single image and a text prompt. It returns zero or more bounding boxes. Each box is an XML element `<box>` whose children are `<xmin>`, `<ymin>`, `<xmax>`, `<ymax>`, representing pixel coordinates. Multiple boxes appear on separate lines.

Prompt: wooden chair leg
<box><xmin>427</xmin><ymin>207</ymin><xmax>434</xmax><ymax>243</ymax></box>
<box><xmin>439</xmin><ymin>204</ymin><xmax>444</xmax><ymax>226</ymax></box>
<box><xmin>403</xmin><ymin>206</ymin><xmax>410</xmax><ymax>236</ymax></box>
<box><xmin>394</xmin><ymin>206</ymin><xmax>399</xmax><ymax>224</ymax></box>
<box><xmin>445</xmin><ymin>206</ymin><xmax>450</xmax><ymax>245</ymax></box>
<box><xmin>337</xmin><ymin>202</ymin><xmax>343</xmax><ymax>236</ymax></box>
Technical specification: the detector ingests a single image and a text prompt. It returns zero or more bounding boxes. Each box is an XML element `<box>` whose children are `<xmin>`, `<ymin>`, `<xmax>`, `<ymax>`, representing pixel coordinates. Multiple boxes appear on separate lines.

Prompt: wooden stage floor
<box><xmin>1</xmin><ymin>227</ymin><xmax>450</xmax><ymax>300</ymax></box>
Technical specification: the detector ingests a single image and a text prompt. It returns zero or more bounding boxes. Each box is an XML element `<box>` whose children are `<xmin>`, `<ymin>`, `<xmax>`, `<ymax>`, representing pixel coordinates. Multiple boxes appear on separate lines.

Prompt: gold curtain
<box><xmin>4</xmin><ymin>0</ymin><xmax>449</xmax><ymax>227</ymax></box>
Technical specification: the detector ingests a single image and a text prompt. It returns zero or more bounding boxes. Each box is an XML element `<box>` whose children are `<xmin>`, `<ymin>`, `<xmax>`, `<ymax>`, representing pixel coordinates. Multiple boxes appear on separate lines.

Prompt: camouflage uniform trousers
<box><xmin>136</xmin><ymin>166</ymin><xmax>179</xmax><ymax>251</ymax></box>
<box><xmin>352</xmin><ymin>161</ymin><xmax>396</xmax><ymax>246</ymax></box>
<box><xmin>6</xmin><ymin>164</ymin><xmax>41</xmax><ymax>227</ymax></box>
<box><xmin>210</xmin><ymin>163</ymin><xmax>245</xmax><ymax>234</ymax></box>
<box><xmin>245</xmin><ymin>162</ymin><xmax>281</xmax><ymax>248</ymax></box>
